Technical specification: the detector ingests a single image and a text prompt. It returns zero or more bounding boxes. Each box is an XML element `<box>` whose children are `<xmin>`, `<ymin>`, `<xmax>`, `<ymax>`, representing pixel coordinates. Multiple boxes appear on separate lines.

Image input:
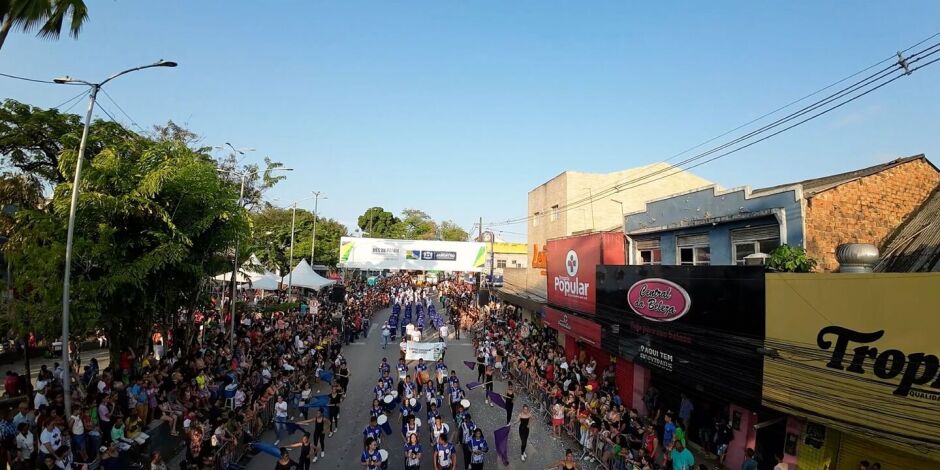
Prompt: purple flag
<box><xmin>467</xmin><ymin>381</ymin><xmax>483</xmax><ymax>390</ymax></box>
<box><xmin>494</xmin><ymin>425</ymin><xmax>511</xmax><ymax>466</ymax></box>
<box><xmin>463</xmin><ymin>360</ymin><xmax>477</xmax><ymax>371</ymax></box>
<box><xmin>487</xmin><ymin>391</ymin><xmax>507</xmax><ymax>410</ymax></box>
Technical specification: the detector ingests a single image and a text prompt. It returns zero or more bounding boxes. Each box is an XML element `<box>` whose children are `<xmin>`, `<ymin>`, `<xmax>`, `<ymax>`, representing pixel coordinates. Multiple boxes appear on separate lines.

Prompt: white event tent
<box><xmin>288</xmin><ymin>259</ymin><xmax>336</xmax><ymax>291</ymax></box>
<box><xmin>214</xmin><ymin>254</ymin><xmax>282</xmax><ymax>290</ymax></box>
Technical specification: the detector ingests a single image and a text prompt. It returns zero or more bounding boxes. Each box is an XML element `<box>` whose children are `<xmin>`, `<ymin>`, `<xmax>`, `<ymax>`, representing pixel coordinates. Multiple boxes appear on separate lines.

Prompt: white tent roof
<box><xmin>213</xmin><ymin>254</ymin><xmax>281</xmax><ymax>284</ymax></box>
<box><xmin>288</xmin><ymin>259</ymin><xmax>336</xmax><ymax>291</ymax></box>
<box><xmin>240</xmin><ymin>274</ymin><xmax>280</xmax><ymax>290</ymax></box>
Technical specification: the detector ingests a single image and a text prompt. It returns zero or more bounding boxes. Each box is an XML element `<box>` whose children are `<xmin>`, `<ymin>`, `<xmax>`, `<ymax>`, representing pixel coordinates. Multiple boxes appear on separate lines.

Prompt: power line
<box><xmin>51</xmin><ymin>89</ymin><xmax>90</xmax><ymax>111</ymax></box>
<box><xmin>491</xmin><ymin>31</ymin><xmax>940</xmax><ymax>227</ymax></box>
<box><xmin>488</xmin><ymin>37</ymin><xmax>940</xmax><ymax>227</ymax></box>
<box><xmin>95</xmin><ymin>101</ymin><xmax>121</xmax><ymax>124</ymax></box>
<box><xmin>101</xmin><ymin>88</ymin><xmax>147</xmax><ymax>133</ymax></box>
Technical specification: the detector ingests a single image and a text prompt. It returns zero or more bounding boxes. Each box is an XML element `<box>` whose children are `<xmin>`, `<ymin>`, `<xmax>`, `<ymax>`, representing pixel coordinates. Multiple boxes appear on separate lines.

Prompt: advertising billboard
<box><xmin>338</xmin><ymin>237</ymin><xmax>486</xmax><ymax>272</ymax></box>
<box><xmin>763</xmin><ymin>273</ymin><xmax>940</xmax><ymax>460</ymax></box>
<box><xmin>597</xmin><ymin>265</ymin><xmax>766</xmax><ymax>407</ymax></box>
<box><xmin>543</xmin><ymin>306</ymin><xmax>602</xmax><ymax>347</ymax></box>
<box><xmin>546</xmin><ymin>232</ymin><xmax>625</xmax><ymax>314</ymax></box>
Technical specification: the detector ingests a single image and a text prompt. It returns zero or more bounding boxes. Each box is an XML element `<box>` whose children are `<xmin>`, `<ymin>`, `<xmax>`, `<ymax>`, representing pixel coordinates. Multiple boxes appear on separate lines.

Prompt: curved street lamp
<box><xmin>53</xmin><ymin>60</ymin><xmax>177</xmax><ymax>417</ymax></box>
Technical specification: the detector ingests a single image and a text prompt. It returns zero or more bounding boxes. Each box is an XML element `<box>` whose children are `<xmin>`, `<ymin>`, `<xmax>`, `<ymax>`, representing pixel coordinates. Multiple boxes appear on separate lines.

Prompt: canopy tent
<box><xmin>288</xmin><ymin>259</ymin><xmax>336</xmax><ymax>291</ymax></box>
<box><xmin>239</xmin><ymin>274</ymin><xmax>280</xmax><ymax>290</ymax></box>
<box><xmin>214</xmin><ymin>254</ymin><xmax>281</xmax><ymax>287</ymax></box>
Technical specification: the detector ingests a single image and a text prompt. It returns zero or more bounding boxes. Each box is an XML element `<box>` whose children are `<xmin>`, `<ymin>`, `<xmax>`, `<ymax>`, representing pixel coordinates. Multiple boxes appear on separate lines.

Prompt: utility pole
<box><xmin>477</xmin><ymin>217</ymin><xmax>483</xmax><ymax>306</ymax></box>
<box><xmin>310</xmin><ymin>191</ymin><xmax>326</xmax><ymax>263</ymax></box>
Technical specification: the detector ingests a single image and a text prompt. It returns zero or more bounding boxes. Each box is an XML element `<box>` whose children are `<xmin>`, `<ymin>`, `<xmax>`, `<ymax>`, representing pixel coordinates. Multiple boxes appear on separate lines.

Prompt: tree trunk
<box><xmin>0</xmin><ymin>15</ymin><xmax>14</xmax><ymax>51</ymax></box>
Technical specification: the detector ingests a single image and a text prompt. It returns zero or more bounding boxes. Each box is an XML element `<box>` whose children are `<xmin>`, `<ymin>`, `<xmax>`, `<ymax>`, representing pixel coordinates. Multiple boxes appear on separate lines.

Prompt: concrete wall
<box><xmin>803</xmin><ymin>158</ymin><xmax>940</xmax><ymax>272</ymax></box>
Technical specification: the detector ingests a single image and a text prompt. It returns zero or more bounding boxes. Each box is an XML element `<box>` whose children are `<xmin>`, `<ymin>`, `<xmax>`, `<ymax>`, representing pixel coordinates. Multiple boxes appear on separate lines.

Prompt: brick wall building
<box><xmin>801</xmin><ymin>156</ymin><xmax>939</xmax><ymax>271</ymax></box>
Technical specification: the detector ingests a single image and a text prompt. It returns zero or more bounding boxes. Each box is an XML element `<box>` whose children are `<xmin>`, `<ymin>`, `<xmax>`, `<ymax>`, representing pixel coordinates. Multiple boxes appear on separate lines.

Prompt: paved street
<box><xmin>244</xmin><ymin>302</ymin><xmax>575</xmax><ymax>470</ymax></box>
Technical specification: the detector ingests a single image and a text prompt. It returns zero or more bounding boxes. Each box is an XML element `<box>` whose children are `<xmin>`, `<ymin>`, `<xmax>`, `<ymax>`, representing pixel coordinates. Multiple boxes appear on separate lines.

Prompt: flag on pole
<box><xmin>494</xmin><ymin>425</ymin><xmax>511</xmax><ymax>466</ymax></box>
<box><xmin>285</xmin><ymin>422</ymin><xmax>306</xmax><ymax>435</ymax></box>
<box><xmin>487</xmin><ymin>391</ymin><xmax>507</xmax><ymax>410</ymax></box>
<box><xmin>467</xmin><ymin>381</ymin><xmax>483</xmax><ymax>390</ymax></box>
<box><xmin>319</xmin><ymin>370</ymin><xmax>334</xmax><ymax>383</ymax></box>
<box><xmin>301</xmin><ymin>394</ymin><xmax>330</xmax><ymax>408</ymax></box>
<box><xmin>251</xmin><ymin>442</ymin><xmax>282</xmax><ymax>458</ymax></box>
<box><xmin>463</xmin><ymin>360</ymin><xmax>477</xmax><ymax>370</ymax></box>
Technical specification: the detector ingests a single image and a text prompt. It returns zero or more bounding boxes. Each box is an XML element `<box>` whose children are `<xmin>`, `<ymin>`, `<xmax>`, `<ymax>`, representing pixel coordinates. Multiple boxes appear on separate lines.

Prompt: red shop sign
<box><xmin>627</xmin><ymin>278</ymin><xmax>691</xmax><ymax>322</ymax></box>
<box><xmin>543</xmin><ymin>306</ymin><xmax>602</xmax><ymax>346</ymax></box>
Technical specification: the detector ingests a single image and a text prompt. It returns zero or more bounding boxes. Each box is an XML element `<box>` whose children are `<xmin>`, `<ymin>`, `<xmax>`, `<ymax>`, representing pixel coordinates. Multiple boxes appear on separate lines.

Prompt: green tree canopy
<box><xmin>4</xmin><ymin>115</ymin><xmax>249</xmax><ymax>357</ymax></box>
<box><xmin>250</xmin><ymin>206</ymin><xmax>347</xmax><ymax>274</ymax></box>
<box><xmin>439</xmin><ymin>220</ymin><xmax>469</xmax><ymax>241</ymax></box>
<box><xmin>357</xmin><ymin>206</ymin><xmax>400</xmax><ymax>238</ymax></box>
<box><xmin>400</xmin><ymin>208</ymin><xmax>437</xmax><ymax>240</ymax></box>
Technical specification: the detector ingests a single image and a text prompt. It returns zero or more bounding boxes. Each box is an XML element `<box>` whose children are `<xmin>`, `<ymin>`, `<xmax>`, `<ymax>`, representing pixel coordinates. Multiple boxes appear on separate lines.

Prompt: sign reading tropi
<box><xmin>764</xmin><ymin>273</ymin><xmax>940</xmax><ymax>460</ymax></box>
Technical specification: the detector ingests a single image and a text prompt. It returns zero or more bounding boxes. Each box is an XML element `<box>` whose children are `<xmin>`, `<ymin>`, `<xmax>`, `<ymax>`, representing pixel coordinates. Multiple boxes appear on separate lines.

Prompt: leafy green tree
<box><xmin>0</xmin><ymin>0</ymin><xmax>89</xmax><ymax>51</ymax></box>
<box><xmin>1</xmin><ymin>99</ymin><xmax>87</xmax><ymax>184</ymax></box>
<box><xmin>357</xmin><ymin>206</ymin><xmax>401</xmax><ymax>238</ymax></box>
<box><xmin>439</xmin><ymin>220</ymin><xmax>469</xmax><ymax>241</ymax></box>
<box><xmin>400</xmin><ymin>208</ymin><xmax>437</xmax><ymax>240</ymax></box>
<box><xmin>5</xmin><ymin>125</ymin><xmax>248</xmax><ymax>360</ymax></box>
<box><xmin>311</xmin><ymin>218</ymin><xmax>348</xmax><ymax>266</ymax></box>
<box><xmin>251</xmin><ymin>206</ymin><xmax>347</xmax><ymax>275</ymax></box>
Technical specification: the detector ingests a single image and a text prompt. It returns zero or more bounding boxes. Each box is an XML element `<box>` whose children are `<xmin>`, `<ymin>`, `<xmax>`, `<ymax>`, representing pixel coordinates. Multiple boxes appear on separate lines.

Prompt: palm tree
<box><xmin>0</xmin><ymin>0</ymin><xmax>89</xmax><ymax>52</ymax></box>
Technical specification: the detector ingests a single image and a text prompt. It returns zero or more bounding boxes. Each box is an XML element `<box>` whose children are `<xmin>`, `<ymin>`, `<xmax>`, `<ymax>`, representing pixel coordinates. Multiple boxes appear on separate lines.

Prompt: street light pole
<box><xmin>287</xmin><ymin>202</ymin><xmax>297</xmax><ymax>296</ymax></box>
<box><xmin>229</xmin><ymin>172</ymin><xmax>246</xmax><ymax>352</ymax></box>
<box><xmin>217</xmin><ymin>164</ymin><xmax>293</xmax><ymax>351</ymax></box>
<box><xmin>54</xmin><ymin>60</ymin><xmax>177</xmax><ymax>418</ymax></box>
<box><xmin>310</xmin><ymin>192</ymin><xmax>326</xmax><ymax>263</ymax></box>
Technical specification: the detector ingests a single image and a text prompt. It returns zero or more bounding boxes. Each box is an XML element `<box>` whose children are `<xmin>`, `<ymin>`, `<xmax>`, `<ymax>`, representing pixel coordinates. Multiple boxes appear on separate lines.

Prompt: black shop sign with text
<box><xmin>597</xmin><ymin>265</ymin><xmax>766</xmax><ymax>407</ymax></box>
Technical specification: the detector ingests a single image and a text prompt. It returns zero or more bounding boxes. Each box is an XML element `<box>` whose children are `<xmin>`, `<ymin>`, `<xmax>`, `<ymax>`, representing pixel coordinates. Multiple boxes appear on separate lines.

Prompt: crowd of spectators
<box><xmin>468</xmin><ymin>294</ymin><xmax>715</xmax><ymax>470</ymax></box>
<box><xmin>0</xmin><ymin>276</ymin><xmax>393</xmax><ymax>470</ymax></box>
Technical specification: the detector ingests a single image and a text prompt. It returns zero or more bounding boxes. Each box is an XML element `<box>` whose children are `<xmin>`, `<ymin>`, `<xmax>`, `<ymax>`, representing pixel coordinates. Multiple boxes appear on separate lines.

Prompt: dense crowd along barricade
<box><xmin>468</xmin><ymin>298</ymin><xmax>727</xmax><ymax>470</ymax></box>
<box><xmin>0</xmin><ymin>275</ymin><xmax>397</xmax><ymax>470</ymax></box>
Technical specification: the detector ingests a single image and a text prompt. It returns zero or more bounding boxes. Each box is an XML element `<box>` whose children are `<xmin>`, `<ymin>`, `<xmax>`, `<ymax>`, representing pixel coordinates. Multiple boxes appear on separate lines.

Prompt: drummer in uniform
<box><xmin>435</xmin><ymin>359</ymin><xmax>449</xmax><ymax>395</ymax></box>
<box><xmin>369</xmin><ymin>399</ymin><xmax>385</xmax><ymax>419</ymax></box>
<box><xmin>402</xmin><ymin>414</ymin><xmax>421</xmax><ymax>440</ymax></box>
<box><xmin>404</xmin><ymin>433</ymin><xmax>423</xmax><ymax>470</ymax></box>
<box><xmin>402</xmin><ymin>375</ymin><xmax>417</xmax><ymax>401</ymax></box>
<box><xmin>360</xmin><ymin>437</ymin><xmax>382</xmax><ymax>469</ymax></box>
<box><xmin>378</xmin><ymin>358</ymin><xmax>391</xmax><ymax>378</ymax></box>
<box><xmin>374</xmin><ymin>379</ymin><xmax>388</xmax><ymax>401</ymax></box>
<box><xmin>433</xmin><ymin>433</ymin><xmax>458</xmax><ymax>470</ymax></box>
<box><xmin>430</xmin><ymin>415</ymin><xmax>449</xmax><ymax>446</ymax></box>
<box><xmin>415</xmin><ymin>358</ymin><xmax>429</xmax><ymax>393</ymax></box>
<box><xmin>363</xmin><ymin>416</ymin><xmax>382</xmax><ymax>446</ymax></box>
<box><xmin>447</xmin><ymin>382</ymin><xmax>465</xmax><ymax>418</ymax></box>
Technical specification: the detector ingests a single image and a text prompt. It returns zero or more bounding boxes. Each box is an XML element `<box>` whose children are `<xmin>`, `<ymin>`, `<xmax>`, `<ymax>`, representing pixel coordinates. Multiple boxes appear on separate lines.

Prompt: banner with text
<box><xmin>405</xmin><ymin>341</ymin><xmax>445</xmax><ymax>361</ymax></box>
<box><xmin>339</xmin><ymin>237</ymin><xmax>486</xmax><ymax>272</ymax></box>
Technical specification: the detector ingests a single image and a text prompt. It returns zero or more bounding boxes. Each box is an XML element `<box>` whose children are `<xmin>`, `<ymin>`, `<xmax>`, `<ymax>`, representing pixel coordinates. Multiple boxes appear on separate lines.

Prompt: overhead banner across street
<box><xmin>338</xmin><ymin>237</ymin><xmax>486</xmax><ymax>271</ymax></box>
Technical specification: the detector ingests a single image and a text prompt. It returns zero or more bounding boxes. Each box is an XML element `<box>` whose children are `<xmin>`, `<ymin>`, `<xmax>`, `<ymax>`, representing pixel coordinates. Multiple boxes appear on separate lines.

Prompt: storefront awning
<box><xmin>495</xmin><ymin>286</ymin><xmax>545</xmax><ymax>314</ymax></box>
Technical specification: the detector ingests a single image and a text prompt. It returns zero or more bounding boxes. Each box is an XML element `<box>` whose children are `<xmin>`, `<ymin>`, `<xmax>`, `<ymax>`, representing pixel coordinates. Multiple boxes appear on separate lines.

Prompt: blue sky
<box><xmin>3</xmin><ymin>1</ymin><xmax>939</xmax><ymax>242</ymax></box>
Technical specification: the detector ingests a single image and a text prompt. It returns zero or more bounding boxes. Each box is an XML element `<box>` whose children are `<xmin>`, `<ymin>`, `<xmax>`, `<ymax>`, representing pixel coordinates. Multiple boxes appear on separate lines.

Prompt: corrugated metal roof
<box><xmin>875</xmin><ymin>185</ymin><xmax>940</xmax><ymax>272</ymax></box>
<box><xmin>754</xmin><ymin>154</ymin><xmax>932</xmax><ymax>197</ymax></box>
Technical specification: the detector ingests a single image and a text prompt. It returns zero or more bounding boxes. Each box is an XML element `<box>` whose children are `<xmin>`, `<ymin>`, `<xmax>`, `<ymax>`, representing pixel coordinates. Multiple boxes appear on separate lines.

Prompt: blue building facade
<box><xmin>623</xmin><ymin>184</ymin><xmax>804</xmax><ymax>266</ymax></box>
